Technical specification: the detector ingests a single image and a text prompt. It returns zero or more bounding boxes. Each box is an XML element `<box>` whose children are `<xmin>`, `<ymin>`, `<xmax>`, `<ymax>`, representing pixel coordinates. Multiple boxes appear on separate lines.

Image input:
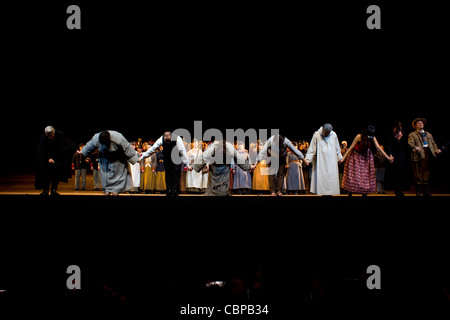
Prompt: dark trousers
<box><xmin>44</xmin><ymin>163</ymin><xmax>61</xmax><ymax>191</ymax></box>
<box><xmin>412</xmin><ymin>149</ymin><xmax>431</xmax><ymax>185</ymax></box>
<box><xmin>75</xmin><ymin>169</ymin><xmax>87</xmax><ymax>189</ymax></box>
<box><xmin>165</xmin><ymin>162</ymin><xmax>181</xmax><ymax>194</ymax></box>
<box><xmin>269</xmin><ymin>157</ymin><xmax>287</xmax><ymax>194</ymax></box>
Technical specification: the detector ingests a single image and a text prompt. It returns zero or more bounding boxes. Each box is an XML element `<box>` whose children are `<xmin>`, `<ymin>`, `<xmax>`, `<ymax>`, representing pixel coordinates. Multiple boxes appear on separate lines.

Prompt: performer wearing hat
<box><xmin>339</xmin><ymin>125</ymin><xmax>394</xmax><ymax>196</ymax></box>
<box><xmin>408</xmin><ymin>118</ymin><xmax>441</xmax><ymax>197</ymax></box>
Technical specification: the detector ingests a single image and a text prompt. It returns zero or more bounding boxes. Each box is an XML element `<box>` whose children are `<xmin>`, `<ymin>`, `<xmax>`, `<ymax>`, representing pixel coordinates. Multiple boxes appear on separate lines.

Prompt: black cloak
<box><xmin>35</xmin><ymin>130</ymin><xmax>75</xmax><ymax>189</ymax></box>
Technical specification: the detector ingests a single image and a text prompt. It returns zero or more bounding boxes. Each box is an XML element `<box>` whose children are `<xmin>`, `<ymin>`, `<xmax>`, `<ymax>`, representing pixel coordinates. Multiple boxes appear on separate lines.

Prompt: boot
<box><xmin>423</xmin><ymin>184</ymin><xmax>432</xmax><ymax>197</ymax></box>
<box><xmin>51</xmin><ymin>189</ymin><xmax>61</xmax><ymax>196</ymax></box>
<box><xmin>415</xmin><ymin>184</ymin><xmax>423</xmax><ymax>197</ymax></box>
<box><xmin>40</xmin><ymin>189</ymin><xmax>49</xmax><ymax>196</ymax></box>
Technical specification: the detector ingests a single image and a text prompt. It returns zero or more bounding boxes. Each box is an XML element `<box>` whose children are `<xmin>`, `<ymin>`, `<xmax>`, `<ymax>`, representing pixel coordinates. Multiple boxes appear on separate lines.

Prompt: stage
<box><xmin>1</xmin><ymin>174</ymin><xmax>449</xmax><ymax>197</ymax></box>
<box><xmin>1</xmin><ymin>1</ymin><xmax>449</xmax><ymax>316</ymax></box>
<box><xmin>1</xmin><ymin>174</ymin><xmax>449</xmax><ymax>317</ymax></box>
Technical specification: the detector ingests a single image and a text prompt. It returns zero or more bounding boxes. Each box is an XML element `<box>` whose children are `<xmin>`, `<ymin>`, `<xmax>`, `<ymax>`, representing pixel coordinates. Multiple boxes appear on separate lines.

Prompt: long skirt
<box><xmin>143</xmin><ymin>166</ymin><xmax>154</xmax><ymax>191</ymax></box>
<box><xmin>155</xmin><ymin>171</ymin><xmax>166</xmax><ymax>191</ymax></box>
<box><xmin>125</xmin><ymin>162</ymin><xmax>141</xmax><ymax>191</ymax></box>
<box><xmin>99</xmin><ymin>158</ymin><xmax>128</xmax><ymax>193</ymax></box>
<box><xmin>186</xmin><ymin>168</ymin><xmax>203</xmax><ymax>189</ymax></box>
<box><xmin>233</xmin><ymin>165</ymin><xmax>252</xmax><ymax>189</ymax></box>
<box><xmin>286</xmin><ymin>162</ymin><xmax>306</xmax><ymax>191</ymax></box>
<box><xmin>341</xmin><ymin>149</ymin><xmax>376</xmax><ymax>194</ymax></box>
<box><xmin>206</xmin><ymin>165</ymin><xmax>231</xmax><ymax>196</ymax></box>
<box><xmin>252</xmin><ymin>162</ymin><xmax>270</xmax><ymax>190</ymax></box>
<box><xmin>202</xmin><ymin>171</ymin><xmax>209</xmax><ymax>192</ymax></box>
<box><xmin>180</xmin><ymin>170</ymin><xmax>187</xmax><ymax>193</ymax></box>
<box><xmin>229</xmin><ymin>170</ymin><xmax>234</xmax><ymax>190</ymax></box>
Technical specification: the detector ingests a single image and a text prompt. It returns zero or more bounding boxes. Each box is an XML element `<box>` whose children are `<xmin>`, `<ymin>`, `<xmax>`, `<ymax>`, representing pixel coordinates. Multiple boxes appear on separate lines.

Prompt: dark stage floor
<box><xmin>0</xmin><ymin>186</ymin><xmax>449</xmax><ymax>317</ymax></box>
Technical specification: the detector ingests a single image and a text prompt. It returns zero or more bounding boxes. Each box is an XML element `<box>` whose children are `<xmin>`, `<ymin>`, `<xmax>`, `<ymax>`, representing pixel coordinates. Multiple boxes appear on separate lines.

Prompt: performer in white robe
<box><xmin>186</xmin><ymin>139</ymin><xmax>203</xmax><ymax>190</ymax></box>
<box><xmin>125</xmin><ymin>149</ymin><xmax>142</xmax><ymax>192</ymax></box>
<box><xmin>82</xmin><ymin>130</ymin><xmax>139</xmax><ymax>196</ymax></box>
<box><xmin>304</xmin><ymin>124</ymin><xmax>343</xmax><ymax>195</ymax></box>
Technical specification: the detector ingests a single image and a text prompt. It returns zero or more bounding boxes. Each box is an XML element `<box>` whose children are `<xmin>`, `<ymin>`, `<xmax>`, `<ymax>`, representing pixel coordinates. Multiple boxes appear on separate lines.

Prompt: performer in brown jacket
<box><xmin>408</xmin><ymin>118</ymin><xmax>442</xmax><ymax>196</ymax></box>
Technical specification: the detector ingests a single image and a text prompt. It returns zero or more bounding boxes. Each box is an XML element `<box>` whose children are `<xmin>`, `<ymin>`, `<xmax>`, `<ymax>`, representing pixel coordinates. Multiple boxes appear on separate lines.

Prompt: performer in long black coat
<box><xmin>35</xmin><ymin>126</ymin><xmax>75</xmax><ymax>195</ymax></box>
<box><xmin>384</xmin><ymin>121</ymin><xmax>411</xmax><ymax>196</ymax></box>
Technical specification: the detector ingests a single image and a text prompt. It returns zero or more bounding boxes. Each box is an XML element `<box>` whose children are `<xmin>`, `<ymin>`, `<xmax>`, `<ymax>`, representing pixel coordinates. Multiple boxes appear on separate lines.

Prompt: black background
<box><xmin>1</xmin><ymin>1</ymin><xmax>449</xmax><ymax>174</ymax></box>
<box><xmin>1</xmin><ymin>1</ymin><xmax>450</xmax><ymax>317</ymax></box>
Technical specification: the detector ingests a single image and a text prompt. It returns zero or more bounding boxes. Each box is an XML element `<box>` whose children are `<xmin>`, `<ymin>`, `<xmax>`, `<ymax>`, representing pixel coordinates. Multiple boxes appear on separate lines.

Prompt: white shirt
<box><xmin>140</xmin><ymin>135</ymin><xmax>189</xmax><ymax>166</ymax></box>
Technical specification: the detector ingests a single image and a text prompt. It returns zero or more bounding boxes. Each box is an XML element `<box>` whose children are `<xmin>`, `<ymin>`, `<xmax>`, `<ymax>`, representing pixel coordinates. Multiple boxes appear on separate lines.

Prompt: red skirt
<box><xmin>341</xmin><ymin>149</ymin><xmax>376</xmax><ymax>194</ymax></box>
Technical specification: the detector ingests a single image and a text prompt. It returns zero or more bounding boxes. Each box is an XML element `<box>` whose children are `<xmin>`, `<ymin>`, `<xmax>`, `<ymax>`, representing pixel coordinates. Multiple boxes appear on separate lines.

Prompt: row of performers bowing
<box><xmin>39</xmin><ymin>119</ymin><xmax>442</xmax><ymax>197</ymax></box>
<box><xmin>126</xmin><ymin>141</ymin><xmax>308</xmax><ymax>195</ymax></box>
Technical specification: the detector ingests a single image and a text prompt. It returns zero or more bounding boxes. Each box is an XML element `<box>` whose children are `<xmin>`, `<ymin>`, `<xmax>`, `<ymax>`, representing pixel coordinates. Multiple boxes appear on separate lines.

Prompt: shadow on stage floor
<box><xmin>1</xmin><ymin>194</ymin><xmax>449</xmax><ymax>317</ymax></box>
